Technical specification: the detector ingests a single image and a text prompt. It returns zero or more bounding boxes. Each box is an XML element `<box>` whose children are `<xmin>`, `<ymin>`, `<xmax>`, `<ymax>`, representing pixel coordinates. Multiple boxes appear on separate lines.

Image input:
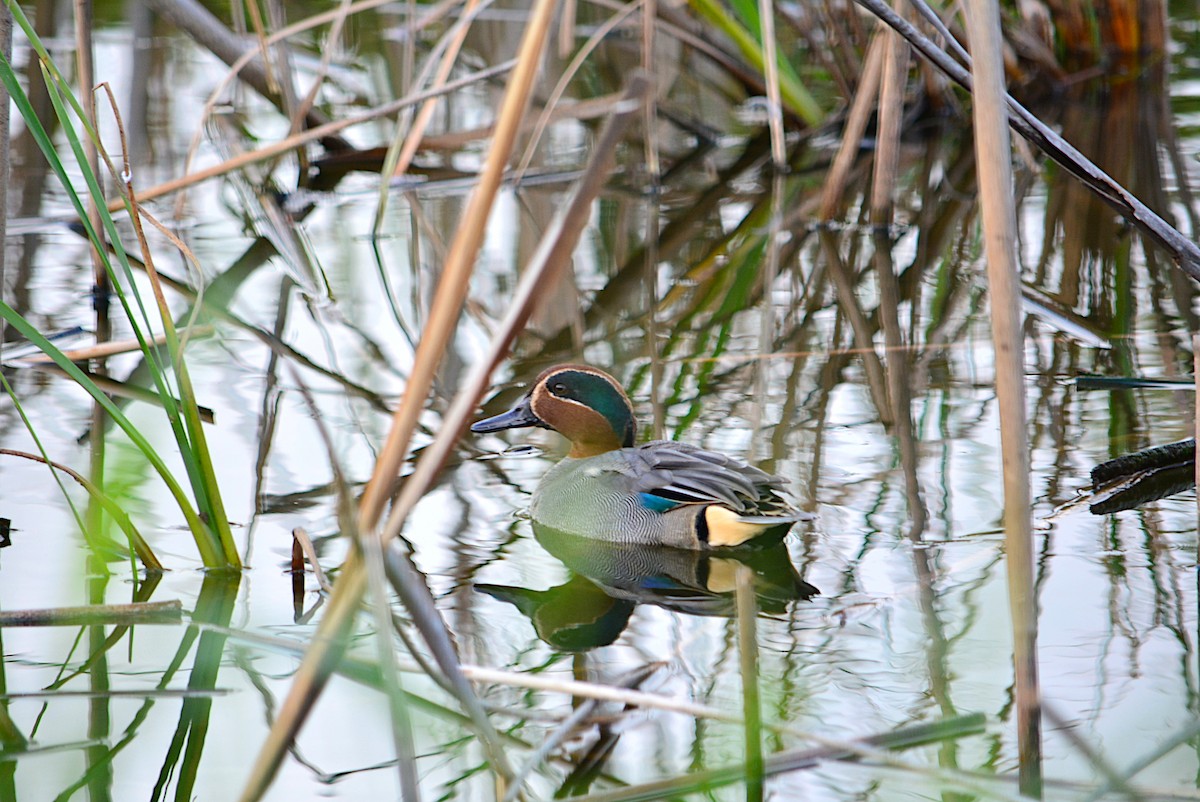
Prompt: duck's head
<box><xmin>471</xmin><ymin>365</ymin><xmax>636</xmax><ymax>458</ymax></box>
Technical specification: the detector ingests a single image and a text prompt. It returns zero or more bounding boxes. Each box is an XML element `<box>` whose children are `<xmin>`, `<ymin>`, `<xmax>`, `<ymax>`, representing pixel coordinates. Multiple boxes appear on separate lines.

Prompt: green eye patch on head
<box><xmin>547</xmin><ymin>369</ymin><xmax>635</xmax><ymax>447</ymax></box>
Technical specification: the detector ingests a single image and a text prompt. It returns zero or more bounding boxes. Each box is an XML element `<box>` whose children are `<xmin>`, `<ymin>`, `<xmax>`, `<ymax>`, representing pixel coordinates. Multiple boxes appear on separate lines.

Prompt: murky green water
<box><xmin>1</xmin><ymin>3</ymin><xmax>1199</xmax><ymax>800</ymax></box>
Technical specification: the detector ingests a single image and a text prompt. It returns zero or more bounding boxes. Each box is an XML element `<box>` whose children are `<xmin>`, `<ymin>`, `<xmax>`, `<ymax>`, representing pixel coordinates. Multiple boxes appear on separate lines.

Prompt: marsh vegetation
<box><xmin>0</xmin><ymin>0</ymin><xmax>1198</xmax><ymax>799</ymax></box>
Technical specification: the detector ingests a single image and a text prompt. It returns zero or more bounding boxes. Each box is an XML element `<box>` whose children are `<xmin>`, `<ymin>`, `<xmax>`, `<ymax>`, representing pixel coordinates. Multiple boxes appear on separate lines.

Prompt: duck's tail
<box><xmin>703</xmin><ymin>507</ymin><xmax>813</xmax><ymax>547</ymax></box>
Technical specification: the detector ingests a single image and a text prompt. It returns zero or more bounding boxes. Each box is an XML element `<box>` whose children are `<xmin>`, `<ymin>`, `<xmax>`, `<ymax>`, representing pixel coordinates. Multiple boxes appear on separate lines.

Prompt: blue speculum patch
<box><xmin>639</xmin><ymin>492</ymin><xmax>684</xmax><ymax>512</ymax></box>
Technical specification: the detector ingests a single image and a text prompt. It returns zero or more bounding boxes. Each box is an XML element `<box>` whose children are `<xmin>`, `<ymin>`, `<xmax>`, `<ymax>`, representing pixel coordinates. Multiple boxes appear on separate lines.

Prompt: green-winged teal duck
<box><xmin>471</xmin><ymin>365</ymin><xmax>812</xmax><ymax>549</ymax></box>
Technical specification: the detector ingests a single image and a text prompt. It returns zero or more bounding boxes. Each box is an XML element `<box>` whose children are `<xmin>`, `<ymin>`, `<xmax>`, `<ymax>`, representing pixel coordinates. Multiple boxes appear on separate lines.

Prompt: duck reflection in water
<box><xmin>477</xmin><ymin>522</ymin><xmax>819</xmax><ymax>652</ymax></box>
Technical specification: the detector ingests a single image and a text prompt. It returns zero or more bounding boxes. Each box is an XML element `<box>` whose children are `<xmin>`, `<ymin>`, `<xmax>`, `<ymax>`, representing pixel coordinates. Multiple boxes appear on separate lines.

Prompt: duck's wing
<box><xmin>613</xmin><ymin>441</ymin><xmax>808</xmax><ymax>520</ymax></box>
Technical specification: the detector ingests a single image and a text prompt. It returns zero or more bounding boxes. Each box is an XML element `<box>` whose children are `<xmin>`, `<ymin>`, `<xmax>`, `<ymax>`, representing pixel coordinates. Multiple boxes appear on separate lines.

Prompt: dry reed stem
<box><xmin>735</xmin><ymin>565</ymin><xmax>764</xmax><ymax>798</ymax></box>
<box><xmin>869</xmin><ymin>1</ymin><xmax>908</xmax><ymax>225</ymax></box>
<box><xmin>819</xmin><ymin>34</ymin><xmax>884</xmax><ymax>220</ymax></box>
<box><xmin>819</xmin><ymin>232</ymin><xmax>894</xmax><ymax>424</ymax></box>
<box><xmin>0</xmin><ymin>600</ymin><xmax>181</xmax><ymax>626</ymax></box>
<box><xmin>757</xmin><ymin>0</ymin><xmax>786</xmax><ymax>167</ymax></box>
<box><xmin>73</xmin><ymin>0</ymin><xmax>104</xmax><ymax>297</ymax></box>
<box><xmin>641</xmin><ymin>0</ymin><xmax>660</xmax><ymax>180</ymax></box>
<box><xmin>961</xmin><ymin>0</ymin><xmax>1042</xmax><ymax>795</ymax></box>
<box><xmin>357</xmin><ymin>0</ymin><xmax>558</xmax><ymax>533</ymax></box>
<box><xmin>367</xmin><ymin>70</ymin><xmax>649</xmax><ymax>770</ymax></box>
<box><xmin>243</xmin><ymin>0</ymin><xmax>276</xmax><ymax>93</ymax></box>
<box><xmin>387</xmin><ymin>74</ymin><xmax>646</xmax><ymax>480</ymax></box>
<box><xmin>252</xmin><ymin>73</ymin><xmax>647</xmax><ymax>800</ymax></box>
<box><xmin>96</xmin><ymin>82</ymin><xmax>209</xmax><ymax>333</ymax></box>
<box><xmin>9</xmin><ymin>327</ymin><xmax>213</xmax><ymax>365</ymax></box>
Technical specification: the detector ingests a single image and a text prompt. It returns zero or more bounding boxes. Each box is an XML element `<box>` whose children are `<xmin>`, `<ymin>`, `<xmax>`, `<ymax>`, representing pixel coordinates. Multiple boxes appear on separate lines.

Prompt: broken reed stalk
<box><xmin>236</xmin><ymin>1</ymin><xmax>588</xmax><ymax>795</ymax></box>
<box><xmin>961</xmin><ymin>0</ymin><xmax>1042</xmax><ymax>796</ymax></box>
<box><xmin>0</xmin><ymin>448</ymin><xmax>161</xmax><ymax>570</ymax></box>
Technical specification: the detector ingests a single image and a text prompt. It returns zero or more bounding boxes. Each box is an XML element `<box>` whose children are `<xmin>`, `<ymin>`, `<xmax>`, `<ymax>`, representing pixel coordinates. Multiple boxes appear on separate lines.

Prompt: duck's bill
<box><xmin>470</xmin><ymin>397</ymin><xmax>541</xmax><ymax>433</ymax></box>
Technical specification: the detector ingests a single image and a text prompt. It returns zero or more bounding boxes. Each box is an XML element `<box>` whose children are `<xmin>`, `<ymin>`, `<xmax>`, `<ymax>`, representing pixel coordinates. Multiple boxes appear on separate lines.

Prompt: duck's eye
<box><xmin>550</xmin><ymin>382</ymin><xmax>568</xmax><ymax>395</ymax></box>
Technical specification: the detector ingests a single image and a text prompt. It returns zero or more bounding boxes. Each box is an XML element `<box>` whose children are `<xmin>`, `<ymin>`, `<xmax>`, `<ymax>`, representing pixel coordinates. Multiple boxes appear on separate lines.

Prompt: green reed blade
<box><xmin>0</xmin><ymin>304</ymin><xmax>224</xmax><ymax>567</ymax></box>
<box><xmin>685</xmin><ymin>0</ymin><xmax>823</xmax><ymax>125</ymax></box>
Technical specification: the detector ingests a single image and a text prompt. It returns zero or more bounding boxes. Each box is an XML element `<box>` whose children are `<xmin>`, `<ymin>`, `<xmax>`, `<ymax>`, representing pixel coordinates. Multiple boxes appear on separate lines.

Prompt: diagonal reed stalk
<box><xmin>961</xmin><ymin>0</ymin><xmax>1042</xmax><ymax>795</ymax></box>
<box><xmin>236</xmin><ymin>0</ymin><xmax>649</xmax><ymax>789</ymax></box>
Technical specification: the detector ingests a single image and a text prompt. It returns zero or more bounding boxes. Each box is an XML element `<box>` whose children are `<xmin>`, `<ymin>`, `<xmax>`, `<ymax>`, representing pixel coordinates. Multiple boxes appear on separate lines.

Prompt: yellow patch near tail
<box><xmin>704</xmin><ymin>505</ymin><xmax>770</xmax><ymax>547</ymax></box>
